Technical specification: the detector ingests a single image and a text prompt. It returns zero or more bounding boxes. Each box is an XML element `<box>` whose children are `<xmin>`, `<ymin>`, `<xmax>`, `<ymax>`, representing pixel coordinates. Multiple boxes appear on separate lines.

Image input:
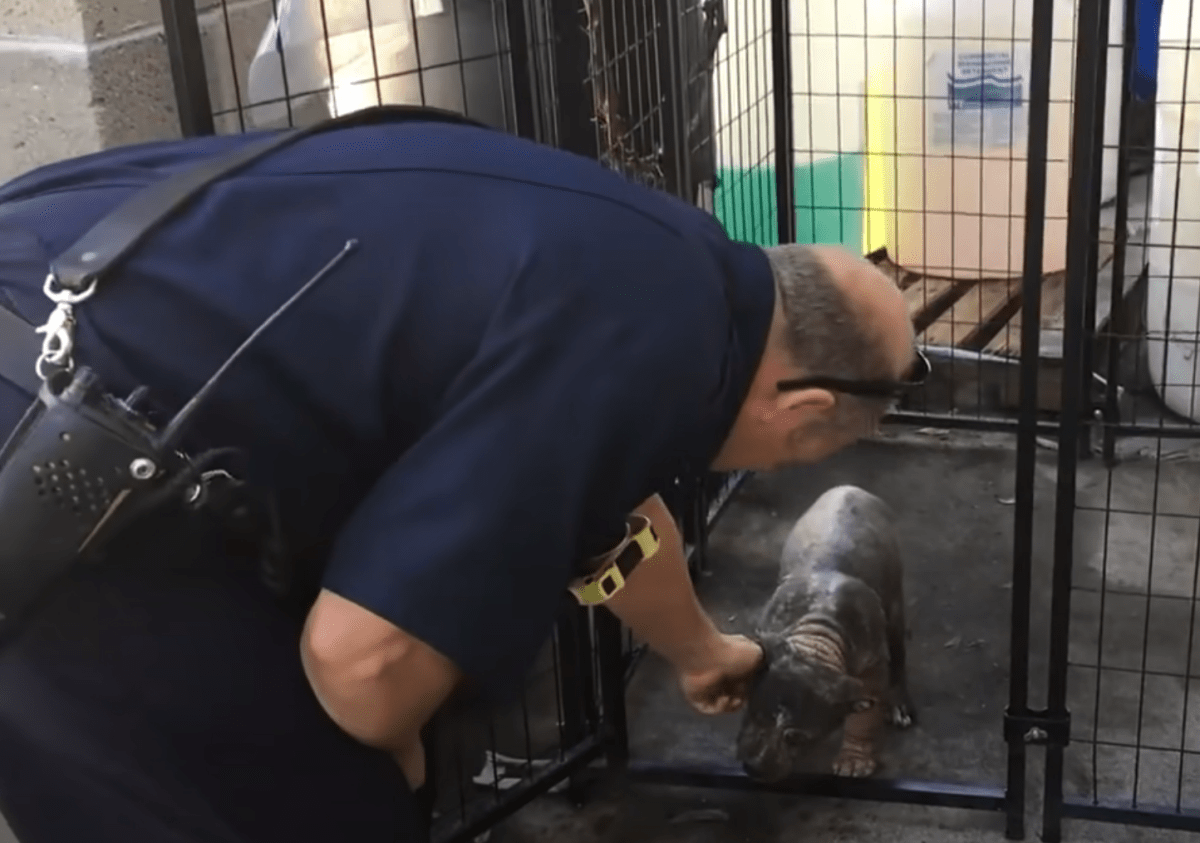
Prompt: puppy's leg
<box><xmin>833</xmin><ymin>664</ymin><xmax>887</xmax><ymax>777</ymax></box>
<box><xmin>884</xmin><ymin>594</ymin><xmax>915</xmax><ymax>729</ymax></box>
<box><xmin>833</xmin><ymin>704</ymin><xmax>884</xmax><ymax>777</ymax></box>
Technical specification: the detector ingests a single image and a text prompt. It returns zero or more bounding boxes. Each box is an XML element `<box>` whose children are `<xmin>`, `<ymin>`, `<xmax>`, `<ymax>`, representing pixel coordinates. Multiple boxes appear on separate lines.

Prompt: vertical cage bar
<box><xmin>1041</xmin><ymin>1</ymin><xmax>1105</xmax><ymax>840</ymax></box>
<box><xmin>504</xmin><ymin>0</ymin><xmax>538</xmax><ymax>139</ymax></box>
<box><xmin>1079</xmin><ymin>0</ymin><xmax>1116</xmax><ymax>460</ymax></box>
<box><xmin>1004</xmin><ymin>0</ymin><xmax>1059</xmax><ymax>837</ymax></box>
<box><xmin>159</xmin><ymin>0</ymin><xmax>216</xmax><ymax>137</ymax></box>
<box><xmin>769</xmin><ymin>0</ymin><xmax>794</xmax><ymax>245</ymax></box>
<box><xmin>690</xmin><ymin>479</ymin><xmax>710</xmax><ymax>575</ymax></box>
<box><xmin>1102</xmin><ymin>0</ymin><xmax>1140</xmax><ymax>465</ymax></box>
<box><xmin>551</xmin><ymin>0</ymin><xmax>600</xmax><ymax>158</ymax></box>
<box><xmin>553</xmin><ymin>612</ymin><xmax>586</xmax><ymax>725</ymax></box>
<box><xmin>417</xmin><ymin>720</ymin><xmax>439</xmax><ymax>825</ymax></box>
<box><xmin>657</xmin><ymin>0</ymin><xmax>696</xmax><ymax>202</ymax></box>
<box><xmin>594</xmin><ymin>609</ymin><xmax>630</xmax><ymax>767</ymax></box>
<box><xmin>553</xmin><ymin>604</ymin><xmax>598</xmax><ymax>803</ymax></box>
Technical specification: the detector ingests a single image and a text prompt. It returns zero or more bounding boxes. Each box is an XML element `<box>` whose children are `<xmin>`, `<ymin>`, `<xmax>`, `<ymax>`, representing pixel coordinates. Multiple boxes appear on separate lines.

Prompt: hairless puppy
<box><xmin>736</xmin><ymin>485</ymin><xmax>915</xmax><ymax>781</ymax></box>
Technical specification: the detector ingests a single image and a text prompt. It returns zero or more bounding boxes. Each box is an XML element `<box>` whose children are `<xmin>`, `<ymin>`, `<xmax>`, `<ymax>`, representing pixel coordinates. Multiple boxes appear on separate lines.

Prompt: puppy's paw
<box><xmin>888</xmin><ymin>705</ymin><xmax>913</xmax><ymax>729</ymax></box>
<box><xmin>832</xmin><ymin>748</ymin><xmax>877</xmax><ymax>778</ymax></box>
<box><xmin>886</xmin><ymin>686</ymin><xmax>916</xmax><ymax>729</ymax></box>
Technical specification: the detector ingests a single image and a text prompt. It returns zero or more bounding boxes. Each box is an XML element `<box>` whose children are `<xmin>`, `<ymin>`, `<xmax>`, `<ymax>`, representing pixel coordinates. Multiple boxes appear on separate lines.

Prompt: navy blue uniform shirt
<box><xmin>0</xmin><ymin>117</ymin><xmax>775</xmax><ymax>703</ymax></box>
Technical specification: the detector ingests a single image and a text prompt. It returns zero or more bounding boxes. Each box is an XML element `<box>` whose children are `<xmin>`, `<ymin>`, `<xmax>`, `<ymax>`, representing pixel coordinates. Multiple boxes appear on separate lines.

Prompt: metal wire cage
<box><xmin>1045</xmin><ymin>0</ymin><xmax>1200</xmax><ymax>838</ymax></box>
<box><xmin>162</xmin><ymin>1</ymin><xmax>766</xmax><ymax>840</ymax></box>
<box><xmin>156</xmin><ymin>0</ymin><xmax>1200</xmax><ymax>840</ymax></box>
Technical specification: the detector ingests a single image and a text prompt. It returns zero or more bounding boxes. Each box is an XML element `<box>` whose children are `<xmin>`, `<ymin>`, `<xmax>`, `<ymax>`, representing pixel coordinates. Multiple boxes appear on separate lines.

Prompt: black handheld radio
<box><xmin>0</xmin><ymin>104</ymin><xmax>489</xmax><ymax>631</ymax></box>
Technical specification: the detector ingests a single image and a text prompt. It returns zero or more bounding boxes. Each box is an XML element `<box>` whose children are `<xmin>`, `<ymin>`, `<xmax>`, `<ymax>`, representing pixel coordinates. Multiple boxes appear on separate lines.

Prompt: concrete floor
<box><xmin>458</xmin><ymin>428</ymin><xmax>1200</xmax><ymax>843</ymax></box>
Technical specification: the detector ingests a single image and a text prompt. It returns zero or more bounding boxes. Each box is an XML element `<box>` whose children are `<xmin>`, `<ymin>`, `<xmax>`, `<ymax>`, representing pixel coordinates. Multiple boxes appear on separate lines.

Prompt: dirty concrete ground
<box><xmin>439</xmin><ymin>428</ymin><xmax>1200</xmax><ymax>843</ymax></box>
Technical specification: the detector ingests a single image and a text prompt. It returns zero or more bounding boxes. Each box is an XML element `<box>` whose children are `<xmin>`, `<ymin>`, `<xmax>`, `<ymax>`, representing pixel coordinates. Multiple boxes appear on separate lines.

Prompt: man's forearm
<box><xmin>601</xmin><ymin>494</ymin><xmax>725</xmax><ymax>673</ymax></box>
<box><xmin>301</xmin><ymin>590</ymin><xmax>461</xmax><ymax>782</ymax></box>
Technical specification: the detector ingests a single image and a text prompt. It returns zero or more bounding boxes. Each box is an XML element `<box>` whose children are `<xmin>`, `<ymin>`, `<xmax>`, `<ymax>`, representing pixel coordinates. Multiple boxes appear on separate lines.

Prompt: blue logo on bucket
<box><xmin>946</xmin><ymin>54</ymin><xmax>1023</xmax><ymax>111</ymax></box>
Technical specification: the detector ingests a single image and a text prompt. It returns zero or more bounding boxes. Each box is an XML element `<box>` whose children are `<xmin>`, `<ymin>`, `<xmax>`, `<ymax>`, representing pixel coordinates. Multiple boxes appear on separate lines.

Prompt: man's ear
<box><xmin>758</xmin><ymin>387</ymin><xmax>836</xmax><ymax>424</ymax></box>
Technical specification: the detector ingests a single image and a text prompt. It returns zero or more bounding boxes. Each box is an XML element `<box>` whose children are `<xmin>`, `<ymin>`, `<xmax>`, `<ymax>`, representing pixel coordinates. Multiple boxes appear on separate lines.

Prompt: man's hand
<box><xmin>678</xmin><ymin>632</ymin><xmax>764</xmax><ymax>714</ymax></box>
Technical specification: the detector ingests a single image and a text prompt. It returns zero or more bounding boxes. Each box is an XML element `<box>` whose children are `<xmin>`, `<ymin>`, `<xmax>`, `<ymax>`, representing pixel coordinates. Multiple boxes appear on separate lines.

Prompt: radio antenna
<box><xmin>156</xmin><ymin>238</ymin><xmax>359</xmax><ymax>449</ymax></box>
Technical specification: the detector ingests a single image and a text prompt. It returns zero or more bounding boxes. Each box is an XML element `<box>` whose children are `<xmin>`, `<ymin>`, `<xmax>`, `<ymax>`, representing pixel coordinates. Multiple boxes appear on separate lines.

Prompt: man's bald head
<box><xmin>709</xmin><ymin>242</ymin><xmax>919</xmax><ymax>471</ymax></box>
<box><xmin>762</xmin><ymin>242</ymin><xmax>914</xmax><ymax>387</ymax></box>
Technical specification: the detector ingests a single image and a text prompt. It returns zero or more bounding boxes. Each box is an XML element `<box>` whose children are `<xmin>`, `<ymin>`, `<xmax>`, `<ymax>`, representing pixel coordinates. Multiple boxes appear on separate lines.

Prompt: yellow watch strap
<box><xmin>569</xmin><ymin>514</ymin><xmax>659</xmax><ymax>606</ymax></box>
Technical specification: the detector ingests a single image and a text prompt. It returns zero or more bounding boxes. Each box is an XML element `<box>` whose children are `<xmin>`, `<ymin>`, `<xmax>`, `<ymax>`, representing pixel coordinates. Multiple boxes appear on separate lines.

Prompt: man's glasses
<box><xmin>775</xmin><ymin>347</ymin><xmax>932</xmax><ymax>400</ymax></box>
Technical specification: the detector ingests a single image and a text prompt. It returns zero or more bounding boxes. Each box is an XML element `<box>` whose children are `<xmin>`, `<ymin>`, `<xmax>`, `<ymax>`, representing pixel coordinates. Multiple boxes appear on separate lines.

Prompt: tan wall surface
<box><xmin>1</xmin><ymin>0</ymin><xmax>276</xmax><ymax>183</ymax></box>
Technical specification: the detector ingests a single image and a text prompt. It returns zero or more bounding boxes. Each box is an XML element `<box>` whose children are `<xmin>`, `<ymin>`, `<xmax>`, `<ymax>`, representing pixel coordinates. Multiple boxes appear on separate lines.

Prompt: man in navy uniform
<box><xmin>0</xmin><ymin>111</ymin><xmax>923</xmax><ymax>843</ymax></box>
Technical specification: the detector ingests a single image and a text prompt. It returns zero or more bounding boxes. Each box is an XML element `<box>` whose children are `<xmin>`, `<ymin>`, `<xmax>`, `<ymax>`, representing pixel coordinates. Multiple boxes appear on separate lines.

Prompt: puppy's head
<box><xmin>735</xmin><ymin>632</ymin><xmax>874</xmax><ymax>783</ymax></box>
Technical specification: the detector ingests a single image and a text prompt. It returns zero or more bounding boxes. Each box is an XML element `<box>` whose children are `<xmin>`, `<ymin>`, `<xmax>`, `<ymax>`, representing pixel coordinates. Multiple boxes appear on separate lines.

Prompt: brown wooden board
<box><xmin>869</xmin><ymin>248</ymin><xmax>949</xmax><ymax>292</ymax></box>
<box><xmin>870</xmin><ymin>235</ymin><xmax>1120</xmax><ymax>361</ymax></box>
<box><xmin>983</xmin><ymin>271</ymin><xmax>1067</xmax><ymax>356</ymax></box>
<box><xmin>904</xmin><ymin>276</ymin><xmax>956</xmax><ymax>322</ymax></box>
<box><xmin>923</xmin><ymin>278</ymin><xmax>1022</xmax><ymax>348</ymax></box>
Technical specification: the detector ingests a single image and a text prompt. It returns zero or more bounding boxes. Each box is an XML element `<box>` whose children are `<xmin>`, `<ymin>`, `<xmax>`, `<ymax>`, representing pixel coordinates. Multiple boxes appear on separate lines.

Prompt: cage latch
<box><xmin>1004</xmin><ymin>708</ymin><xmax>1070</xmax><ymax>747</ymax></box>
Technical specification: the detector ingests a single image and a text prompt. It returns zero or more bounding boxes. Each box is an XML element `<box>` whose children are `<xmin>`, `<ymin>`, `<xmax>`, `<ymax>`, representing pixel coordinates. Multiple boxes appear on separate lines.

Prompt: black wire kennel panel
<box><xmin>424</xmin><ymin>603</ymin><xmax>617</xmax><ymax>843</ymax></box>
<box><xmin>564</xmin><ymin>0</ymin><xmax>755</xmax><ymax>216</ymax></box>
<box><xmin>1039</xmin><ymin>0</ymin><xmax>1200</xmax><ymax>839</ymax></box>
<box><xmin>1048</xmin><ymin>450</ymin><xmax>1200</xmax><ymax>840</ymax></box>
<box><xmin>773</xmin><ymin>0</ymin><xmax>1128</xmax><ymax>432</ymax></box>
<box><xmin>596</xmin><ymin>2</ymin><xmax>1059</xmax><ymax>841</ymax></box>
<box><xmin>160</xmin><ymin>2</ymin><xmax>621</xmax><ymax>839</ymax></box>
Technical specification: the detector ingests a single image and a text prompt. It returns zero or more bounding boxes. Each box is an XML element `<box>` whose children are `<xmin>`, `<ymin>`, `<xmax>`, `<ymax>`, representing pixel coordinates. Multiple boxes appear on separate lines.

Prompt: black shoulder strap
<box><xmin>0</xmin><ymin>104</ymin><xmax>489</xmax><ymax>394</ymax></box>
<box><xmin>51</xmin><ymin>104</ymin><xmax>489</xmax><ymax>294</ymax></box>
<box><xmin>0</xmin><ymin>303</ymin><xmax>43</xmax><ymax>396</ymax></box>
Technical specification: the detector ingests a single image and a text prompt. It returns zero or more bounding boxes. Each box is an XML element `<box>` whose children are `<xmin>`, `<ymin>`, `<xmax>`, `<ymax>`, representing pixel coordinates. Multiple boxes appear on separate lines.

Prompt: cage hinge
<box><xmin>1004</xmin><ymin>708</ymin><xmax>1070</xmax><ymax>747</ymax></box>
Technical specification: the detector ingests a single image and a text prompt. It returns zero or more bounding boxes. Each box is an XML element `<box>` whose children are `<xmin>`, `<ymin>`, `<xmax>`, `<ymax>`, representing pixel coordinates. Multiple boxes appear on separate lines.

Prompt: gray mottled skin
<box><xmin>736</xmin><ymin>485</ymin><xmax>915</xmax><ymax>782</ymax></box>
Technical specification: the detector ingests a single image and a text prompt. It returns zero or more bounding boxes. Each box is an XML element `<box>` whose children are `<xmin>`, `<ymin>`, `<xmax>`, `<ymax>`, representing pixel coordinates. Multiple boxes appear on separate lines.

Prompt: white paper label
<box><xmin>927</xmin><ymin>47</ymin><xmax>1030</xmax><ymax>150</ymax></box>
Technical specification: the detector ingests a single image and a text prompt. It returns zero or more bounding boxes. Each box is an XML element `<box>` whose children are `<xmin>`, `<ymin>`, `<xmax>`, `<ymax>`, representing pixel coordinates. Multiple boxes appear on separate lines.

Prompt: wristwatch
<box><xmin>568</xmin><ymin>513</ymin><xmax>660</xmax><ymax>606</ymax></box>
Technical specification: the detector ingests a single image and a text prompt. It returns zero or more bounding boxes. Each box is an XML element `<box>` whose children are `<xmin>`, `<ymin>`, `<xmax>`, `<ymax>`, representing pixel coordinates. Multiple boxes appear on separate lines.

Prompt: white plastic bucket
<box><xmin>863</xmin><ymin>0</ymin><xmax>1123</xmax><ymax>278</ymax></box>
<box><xmin>1100</xmin><ymin>0</ymin><xmax>1125</xmax><ymax>205</ymax></box>
<box><xmin>1146</xmin><ymin>0</ymin><xmax>1200</xmax><ymax>421</ymax></box>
